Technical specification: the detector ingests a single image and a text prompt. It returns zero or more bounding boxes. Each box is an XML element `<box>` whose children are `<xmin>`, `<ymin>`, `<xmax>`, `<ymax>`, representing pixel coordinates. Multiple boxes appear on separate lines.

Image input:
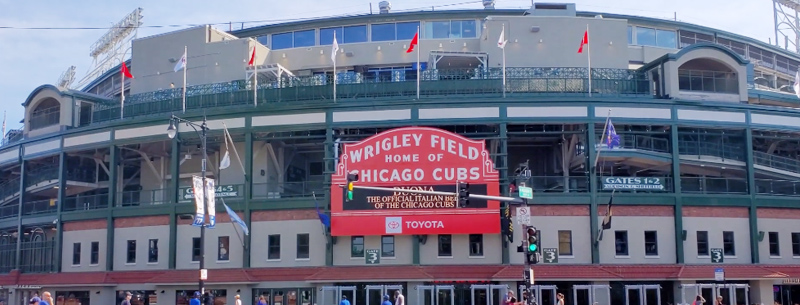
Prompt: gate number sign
<box><xmin>366</xmin><ymin>249</ymin><xmax>380</xmax><ymax>265</ymax></box>
<box><xmin>710</xmin><ymin>248</ymin><xmax>724</xmax><ymax>263</ymax></box>
<box><xmin>542</xmin><ymin>248</ymin><xmax>558</xmax><ymax>263</ymax></box>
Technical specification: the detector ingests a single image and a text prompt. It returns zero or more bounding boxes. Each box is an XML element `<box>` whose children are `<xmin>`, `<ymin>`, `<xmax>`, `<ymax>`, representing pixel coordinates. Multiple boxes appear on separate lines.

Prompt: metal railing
<box><xmin>0</xmin><ymin>178</ymin><xmax>20</xmax><ymax>204</ymax></box>
<box><xmin>755</xmin><ymin>179</ymin><xmax>800</xmax><ymax>196</ymax></box>
<box><xmin>20</xmin><ymin>239</ymin><xmax>56</xmax><ymax>273</ymax></box>
<box><xmin>89</xmin><ymin>67</ymin><xmax>649</xmax><ymax>124</ymax></box>
<box><xmin>28</xmin><ymin>106</ymin><xmax>60</xmax><ymax>130</ymax></box>
<box><xmin>117</xmin><ymin>188</ymin><xmax>172</xmax><ymax>207</ymax></box>
<box><xmin>63</xmin><ymin>193</ymin><xmax>109</xmax><ymax>212</ymax></box>
<box><xmin>25</xmin><ymin>165</ymin><xmax>96</xmax><ymax>187</ymax></box>
<box><xmin>0</xmin><ymin>204</ymin><xmax>18</xmax><ymax>220</ymax></box>
<box><xmin>0</xmin><ymin>243</ymin><xmax>16</xmax><ymax>273</ymax></box>
<box><xmin>753</xmin><ymin>151</ymin><xmax>800</xmax><ymax>174</ymax></box>
<box><xmin>678</xmin><ymin>69</ymin><xmax>739</xmax><ymax>94</ymax></box>
<box><xmin>252</xmin><ymin>181</ymin><xmax>325</xmax><ymax>199</ymax></box>
<box><xmin>513</xmin><ymin>176</ymin><xmax>589</xmax><ymax>193</ymax></box>
<box><xmin>681</xmin><ymin>177</ymin><xmax>748</xmax><ymax>194</ymax></box>
<box><xmin>21</xmin><ymin>199</ymin><xmax>57</xmax><ymax>216</ymax></box>
<box><xmin>678</xmin><ymin>140</ymin><xmax>745</xmax><ymax>161</ymax></box>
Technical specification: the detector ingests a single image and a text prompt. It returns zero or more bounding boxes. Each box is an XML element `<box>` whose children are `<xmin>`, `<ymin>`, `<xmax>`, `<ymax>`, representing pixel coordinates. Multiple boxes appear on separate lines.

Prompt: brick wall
<box><xmin>757</xmin><ymin>208</ymin><xmax>800</xmax><ymax>219</ymax></box>
<box><xmin>682</xmin><ymin>206</ymin><xmax>749</xmax><ymax>218</ymax></box>
<box><xmin>63</xmin><ymin>219</ymin><xmax>107</xmax><ymax>231</ymax></box>
<box><xmin>523</xmin><ymin>205</ymin><xmax>590</xmax><ymax>216</ymax></box>
<box><xmin>114</xmin><ymin>215</ymin><xmax>170</xmax><ymax>228</ymax></box>
<box><xmin>600</xmin><ymin>205</ymin><xmax>674</xmax><ymax>217</ymax></box>
<box><xmin>251</xmin><ymin>209</ymin><xmax>318</xmax><ymax>221</ymax></box>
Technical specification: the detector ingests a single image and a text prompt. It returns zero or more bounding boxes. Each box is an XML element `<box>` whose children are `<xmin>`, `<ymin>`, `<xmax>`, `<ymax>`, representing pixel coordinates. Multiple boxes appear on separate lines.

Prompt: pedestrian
<box><xmin>190</xmin><ymin>292</ymin><xmax>202</xmax><ymax>305</ymax></box>
<box><xmin>693</xmin><ymin>295</ymin><xmax>706</xmax><ymax>305</ymax></box>
<box><xmin>504</xmin><ymin>291</ymin><xmax>517</xmax><ymax>305</ymax></box>
<box><xmin>29</xmin><ymin>297</ymin><xmax>40</xmax><ymax>305</ymax></box>
<box><xmin>557</xmin><ymin>293</ymin><xmax>565</xmax><ymax>305</ymax></box>
<box><xmin>235</xmin><ymin>295</ymin><xmax>242</xmax><ymax>305</ymax></box>
<box><xmin>382</xmin><ymin>295</ymin><xmax>392</xmax><ymax>305</ymax></box>
<box><xmin>41</xmin><ymin>292</ymin><xmax>53</xmax><ymax>305</ymax></box>
<box><xmin>339</xmin><ymin>295</ymin><xmax>350</xmax><ymax>305</ymax></box>
<box><xmin>393</xmin><ymin>291</ymin><xmax>404</xmax><ymax>305</ymax></box>
<box><xmin>121</xmin><ymin>292</ymin><xmax>133</xmax><ymax>305</ymax></box>
<box><xmin>257</xmin><ymin>296</ymin><xmax>267</xmax><ymax>305</ymax></box>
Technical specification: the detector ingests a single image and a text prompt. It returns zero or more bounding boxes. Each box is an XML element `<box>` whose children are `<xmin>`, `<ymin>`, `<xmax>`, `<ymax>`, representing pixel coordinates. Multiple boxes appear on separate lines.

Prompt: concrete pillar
<box><xmin>749</xmin><ymin>280</ymin><xmax>774</xmax><ymax>305</ymax></box>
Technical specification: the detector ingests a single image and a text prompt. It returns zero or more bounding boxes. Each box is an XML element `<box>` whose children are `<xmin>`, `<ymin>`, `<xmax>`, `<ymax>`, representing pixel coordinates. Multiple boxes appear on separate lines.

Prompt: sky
<box><xmin>0</xmin><ymin>0</ymin><xmax>778</xmax><ymax>131</ymax></box>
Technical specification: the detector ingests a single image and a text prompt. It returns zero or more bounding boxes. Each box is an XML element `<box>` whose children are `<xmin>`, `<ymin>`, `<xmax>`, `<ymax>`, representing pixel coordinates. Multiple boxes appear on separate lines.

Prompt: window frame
<box><xmin>90</xmin><ymin>241</ymin><xmax>99</xmax><ymax>265</ymax></box>
<box><xmin>697</xmin><ymin>231</ymin><xmax>709</xmax><ymax>256</ymax></box>
<box><xmin>192</xmin><ymin>237</ymin><xmax>201</xmax><ymax>262</ymax></box>
<box><xmin>723</xmin><ymin>231</ymin><xmax>736</xmax><ymax>256</ymax></box>
<box><xmin>148</xmin><ymin>239</ymin><xmax>158</xmax><ymax>263</ymax></box>
<box><xmin>267</xmin><ymin>234</ymin><xmax>281</xmax><ymax>260</ymax></box>
<box><xmin>72</xmin><ymin>242</ymin><xmax>81</xmax><ymax>265</ymax></box>
<box><xmin>558</xmin><ymin>230</ymin><xmax>573</xmax><ymax>256</ymax></box>
<box><xmin>614</xmin><ymin>231</ymin><xmax>629</xmax><ymax>256</ymax></box>
<box><xmin>768</xmin><ymin>231</ymin><xmax>780</xmax><ymax>257</ymax></box>
<box><xmin>218</xmin><ymin>236</ymin><xmax>230</xmax><ymax>262</ymax></box>
<box><xmin>469</xmin><ymin>234</ymin><xmax>484</xmax><ymax>257</ymax></box>
<box><xmin>126</xmin><ymin>240</ymin><xmax>136</xmax><ymax>264</ymax></box>
<box><xmin>438</xmin><ymin>235</ymin><xmax>453</xmax><ymax>257</ymax></box>
<box><xmin>351</xmin><ymin>236</ymin><xmax>365</xmax><ymax>258</ymax></box>
<box><xmin>296</xmin><ymin>233</ymin><xmax>310</xmax><ymax>260</ymax></box>
<box><xmin>381</xmin><ymin>235</ymin><xmax>395</xmax><ymax>257</ymax></box>
<box><xmin>793</xmin><ymin>232</ymin><xmax>800</xmax><ymax>257</ymax></box>
<box><xmin>644</xmin><ymin>231</ymin><xmax>659</xmax><ymax>257</ymax></box>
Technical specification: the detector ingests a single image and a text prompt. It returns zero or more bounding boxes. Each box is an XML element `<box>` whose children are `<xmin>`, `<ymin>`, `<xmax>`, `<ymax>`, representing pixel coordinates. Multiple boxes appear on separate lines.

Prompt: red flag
<box><xmin>406</xmin><ymin>32</ymin><xmax>419</xmax><ymax>53</ymax></box>
<box><xmin>577</xmin><ymin>30</ymin><xmax>588</xmax><ymax>53</ymax></box>
<box><xmin>121</xmin><ymin>62</ymin><xmax>133</xmax><ymax>78</ymax></box>
<box><xmin>248</xmin><ymin>47</ymin><xmax>256</xmax><ymax>66</ymax></box>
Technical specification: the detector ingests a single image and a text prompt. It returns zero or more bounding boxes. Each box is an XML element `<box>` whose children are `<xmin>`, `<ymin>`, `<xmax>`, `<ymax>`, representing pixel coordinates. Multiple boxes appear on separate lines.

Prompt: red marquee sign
<box><xmin>330</xmin><ymin>127</ymin><xmax>500</xmax><ymax>236</ymax></box>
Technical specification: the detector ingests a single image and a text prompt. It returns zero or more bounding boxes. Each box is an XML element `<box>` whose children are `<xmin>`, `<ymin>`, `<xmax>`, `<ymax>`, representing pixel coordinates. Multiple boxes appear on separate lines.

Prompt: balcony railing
<box><xmin>25</xmin><ymin>165</ymin><xmax>96</xmax><ymax>188</ymax></box>
<box><xmin>0</xmin><ymin>243</ymin><xmax>16</xmax><ymax>273</ymax></box>
<box><xmin>89</xmin><ymin>67</ymin><xmax>649</xmax><ymax>124</ymax></box>
<box><xmin>681</xmin><ymin>177</ymin><xmax>748</xmax><ymax>194</ymax></box>
<box><xmin>753</xmin><ymin>151</ymin><xmax>800</xmax><ymax>175</ymax></box>
<box><xmin>0</xmin><ymin>177</ymin><xmax>20</xmax><ymax>203</ymax></box>
<box><xmin>63</xmin><ymin>193</ymin><xmax>109</xmax><ymax>212</ymax></box>
<box><xmin>755</xmin><ymin>179</ymin><xmax>800</xmax><ymax>196</ymax></box>
<box><xmin>513</xmin><ymin>176</ymin><xmax>589</xmax><ymax>193</ymax></box>
<box><xmin>252</xmin><ymin>181</ymin><xmax>325</xmax><ymax>199</ymax></box>
<box><xmin>21</xmin><ymin>199</ymin><xmax>57</xmax><ymax>216</ymax></box>
<box><xmin>678</xmin><ymin>140</ymin><xmax>745</xmax><ymax>161</ymax></box>
<box><xmin>20</xmin><ymin>239</ymin><xmax>56</xmax><ymax>273</ymax></box>
<box><xmin>0</xmin><ymin>204</ymin><xmax>18</xmax><ymax>220</ymax></box>
<box><xmin>28</xmin><ymin>106</ymin><xmax>60</xmax><ymax>130</ymax></box>
<box><xmin>118</xmin><ymin>188</ymin><xmax>172</xmax><ymax>207</ymax></box>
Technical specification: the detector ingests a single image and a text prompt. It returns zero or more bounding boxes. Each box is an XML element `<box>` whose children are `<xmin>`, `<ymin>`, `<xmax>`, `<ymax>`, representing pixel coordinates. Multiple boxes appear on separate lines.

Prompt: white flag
<box><xmin>498</xmin><ymin>27</ymin><xmax>507</xmax><ymax>49</ymax></box>
<box><xmin>794</xmin><ymin>70</ymin><xmax>800</xmax><ymax>99</ymax></box>
<box><xmin>219</xmin><ymin>151</ymin><xmax>231</xmax><ymax>170</ymax></box>
<box><xmin>174</xmin><ymin>50</ymin><xmax>187</xmax><ymax>72</ymax></box>
<box><xmin>331</xmin><ymin>33</ymin><xmax>339</xmax><ymax>63</ymax></box>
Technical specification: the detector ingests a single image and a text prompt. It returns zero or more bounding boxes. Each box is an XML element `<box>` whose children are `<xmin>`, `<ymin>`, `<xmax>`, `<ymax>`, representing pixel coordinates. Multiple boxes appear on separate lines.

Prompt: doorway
<box><xmin>471</xmin><ymin>285</ymin><xmax>508</xmax><ymax>305</ymax></box>
<box><xmin>518</xmin><ymin>285</ymin><xmax>558</xmax><ymax>305</ymax></box>
<box><xmin>417</xmin><ymin>285</ymin><xmax>455</xmax><ymax>305</ymax></box>
<box><xmin>321</xmin><ymin>286</ymin><xmax>357</xmax><ymax>305</ymax></box>
<box><xmin>365</xmin><ymin>285</ymin><xmax>403</xmax><ymax>305</ymax></box>
<box><xmin>624</xmin><ymin>285</ymin><xmax>661</xmax><ymax>305</ymax></box>
<box><xmin>572</xmin><ymin>285</ymin><xmax>610</xmax><ymax>305</ymax></box>
<box><xmin>680</xmin><ymin>284</ymin><xmax>749</xmax><ymax>305</ymax></box>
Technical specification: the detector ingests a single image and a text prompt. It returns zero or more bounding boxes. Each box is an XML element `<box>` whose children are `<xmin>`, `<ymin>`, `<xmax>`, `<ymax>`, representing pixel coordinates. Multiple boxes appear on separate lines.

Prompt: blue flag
<box><xmin>313</xmin><ymin>195</ymin><xmax>331</xmax><ymax>228</ymax></box>
<box><xmin>223</xmin><ymin>202</ymin><xmax>249</xmax><ymax>236</ymax></box>
<box><xmin>606</xmin><ymin>119</ymin><xmax>620</xmax><ymax>149</ymax></box>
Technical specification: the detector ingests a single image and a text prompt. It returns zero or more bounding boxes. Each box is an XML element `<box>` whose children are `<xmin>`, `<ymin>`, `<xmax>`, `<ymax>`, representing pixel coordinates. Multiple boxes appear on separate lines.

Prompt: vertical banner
<box><xmin>191</xmin><ymin>176</ymin><xmax>205</xmax><ymax>227</ymax></box>
<box><xmin>206</xmin><ymin>179</ymin><xmax>216</xmax><ymax>228</ymax></box>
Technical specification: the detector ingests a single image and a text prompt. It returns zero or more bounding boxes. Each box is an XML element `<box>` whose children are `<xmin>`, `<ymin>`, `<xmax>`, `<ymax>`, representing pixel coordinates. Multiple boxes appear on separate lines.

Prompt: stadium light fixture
<box><xmin>167</xmin><ymin>120</ymin><xmax>177</xmax><ymax>139</ymax></box>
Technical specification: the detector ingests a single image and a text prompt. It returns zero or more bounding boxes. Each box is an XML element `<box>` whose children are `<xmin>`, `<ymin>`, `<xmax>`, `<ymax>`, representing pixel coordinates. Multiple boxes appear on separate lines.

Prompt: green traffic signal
<box><xmin>528</xmin><ymin>243</ymin><xmax>537</xmax><ymax>252</ymax></box>
<box><xmin>347</xmin><ymin>191</ymin><xmax>353</xmax><ymax>201</ymax></box>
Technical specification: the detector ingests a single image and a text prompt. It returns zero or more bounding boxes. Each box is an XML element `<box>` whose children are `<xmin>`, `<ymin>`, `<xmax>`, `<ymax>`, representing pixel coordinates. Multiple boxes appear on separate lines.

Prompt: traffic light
<box><xmin>524</xmin><ymin>226</ymin><xmax>540</xmax><ymax>264</ymax></box>
<box><xmin>345</xmin><ymin>171</ymin><xmax>359</xmax><ymax>202</ymax></box>
<box><xmin>457</xmin><ymin>182</ymin><xmax>469</xmax><ymax>207</ymax></box>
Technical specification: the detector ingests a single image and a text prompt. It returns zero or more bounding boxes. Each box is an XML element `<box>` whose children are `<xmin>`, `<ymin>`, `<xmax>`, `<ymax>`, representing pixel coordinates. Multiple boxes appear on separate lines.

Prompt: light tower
<box><xmin>774</xmin><ymin>0</ymin><xmax>800</xmax><ymax>52</ymax></box>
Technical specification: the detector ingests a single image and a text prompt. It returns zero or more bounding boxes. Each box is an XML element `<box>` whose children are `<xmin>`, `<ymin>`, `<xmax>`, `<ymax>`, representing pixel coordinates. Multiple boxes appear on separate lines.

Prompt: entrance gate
<box><xmin>624</xmin><ymin>285</ymin><xmax>661</xmax><ymax>305</ymax></box>
<box><xmin>321</xmin><ymin>286</ymin><xmax>357</xmax><ymax>305</ymax></box>
<box><xmin>573</xmin><ymin>285</ymin><xmax>610</xmax><ymax>305</ymax></box>
<box><xmin>518</xmin><ymin>285</ymin><xmax>558</xmax><ymax>305</ymax></box>
<box><xmin>471</xmin><ymin>285</ymin><xmax>508</xmax><ymax>305</ymax></box>
<box><xmin>366</xmin><ymin>285</ymin><xmax>404</xmax><ymax>305</ymax></box>
<box><xmin>416</xmin><ymin>285</ymin><xmax>455</xmax><ymax>305</ymax></box>
<box><xmin>680</xmin><ymin>284</ymin><xmax>749</xmax><ymax>305</ymax></box>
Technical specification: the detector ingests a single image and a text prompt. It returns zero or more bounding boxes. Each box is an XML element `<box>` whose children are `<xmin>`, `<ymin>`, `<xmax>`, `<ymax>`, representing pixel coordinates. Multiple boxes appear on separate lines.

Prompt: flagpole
<box><xmin>120</xmin><ymin>66</ymin><xmax>125</xmax><ymax>119</ymax></box>
<box><xmin>586</xmin><ymin>24</ymin><xmax>592</xmax><ymax>98</ymax></box>
<box><xmin>2</xmin><ymin>111</ymin><xmax>6</xmax><ymax>138</ymax></box>
<box><xmin>182</xmin><ymin>45</ymin><xmax>187</xmax><ymax>113</ymax></box>
<box><xmin>416</xmin><ymin>26</ymin><xmax>420</xmax><ymax>100</ymax></box>
<box><xmin>254</xmin><ymin>49</ymin><xmax>258</xmax><ymax>107</ymax></box>
<box><xmin>593</xmin><ymin>109</ymin><xmax>611</xmax><ymax>169</ymax></box>
<box><xmin>502</xmin><ymin>24</ymin><xmax>507</xmax><ymax>99</ymax></box>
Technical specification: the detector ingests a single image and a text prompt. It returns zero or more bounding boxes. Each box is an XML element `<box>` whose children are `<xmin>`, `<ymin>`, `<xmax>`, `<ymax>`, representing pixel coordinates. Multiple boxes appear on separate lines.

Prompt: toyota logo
<box><xmin>388</xmin><ymin>221</ymin><xmax>400</xmax><ymax>229</ymax></box>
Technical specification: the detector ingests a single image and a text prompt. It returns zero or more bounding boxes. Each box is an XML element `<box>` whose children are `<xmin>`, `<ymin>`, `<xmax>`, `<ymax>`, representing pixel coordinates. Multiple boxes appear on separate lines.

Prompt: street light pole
<box><xmin>167</xmin><ymin>115</ymin><xmax>209</xmax><ymax>297</ymax></box>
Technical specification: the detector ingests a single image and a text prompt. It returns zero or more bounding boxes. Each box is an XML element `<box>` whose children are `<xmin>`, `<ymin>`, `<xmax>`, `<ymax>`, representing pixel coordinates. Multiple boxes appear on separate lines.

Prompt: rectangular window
<box><xmin>438</xmin><ymin>235</ymin><xmax>452</xmax><ymax>257</ymax></box>
<box><xmin>148</xmin><ymin>239</ymin><xmax>158</xmax><ymax>263</ymax></box>
<box><xmin>126</xmin><ymin>240</ymin><xmax>136</xmax><ymax>263</ymax></box>
<box><xmin>636</xmin><ymin>27</ymin><xmax>657</xmax><ymax>46</ymax></box>
<box><xmin>558</xmin><ymin>230</ymin><xmax>573</xmax><ymax>256</ymax></box>
<box><xmin>293</xmin><ymin>29</ymin><xmax>315</xmax><ymax>48</ymax></box>
<box><xmin>271</xmin><ymin>32</ymin><xmax>293</xmax><ymax>50</ymax></box>
<box><xmin>769</xmin><ymin>232</ymin><xmax>780</xmax><ymax>257</ymax></box>
<box><xmin>697</xmin><ymin>231</ymin><xmax>709</xmax><ymax>256</ymax></box>
<box><xmin>627</xmin><ymin>26</ymin><xmax>633</xmax><ymax>44</ymax></box>
<box><xmin>655</xmin><ymin>29</ymin><xmax>677</xmax><ymax>48</ymax></box>
<box><xmin>343</xmin><ymin>25</ymin><xmax>368</xmax><ymax>43</ymax></box>
<box><xmin>615</xmin><ymin>231</ymin><xmax>629</xmax><ymax>256</ymax></box>
<box><xmin>90</xmin><ymin>241</ymin><xmax>99</xmax><ymax>265</ymax></box>
<box><xmin>72</xmin><ymin>243</ymin><xmax>81</xmax><ymax>265</ymax></box>
<box><xmin>429</xmin><ymin>21</ymin><xmax>451</xmax><ymax>38</ymax></box>
<box><xmin>644</xmin><ymin>231</ymin><xmax>658</xmax><ymax>256</ymax></box>
<box><xmin>469</xmin><ymin>234</ymin><xmax>484</xmax><ymax>256</ymax></box>
<box><xmin>192</xmin><ymin>237</ymin><xmax>201</xmax><ymax>262</ymax></box>
<box><xmin>381</xmin><ymin>235</ymin><xmax>395</xmax><ymax>257</ymax></box>
<box><xmin>256</xmin><ymin>35</ymin><xmax>268</xmax><ymax>46</ymax></box>
<box><xmin>351</xmin><ymin>236</ymin><xmax>365</xmax><ymax>257</ymax></box>
<box><xmin>268</xmin><ymin>234</ymin><xmax>281</xmax><ymax>260</ymax></box>
<box><xmin>319</xmin><ymin>27</ymin><xmax>342</xmax><ymax>45</ymax></box>
<box><xmin>723</xmin><ymin>231</ymin><xmax>736</xmax><ymax>256</ymax></box>
<box><xmin>396</xmin><ymin>22</ymin><xmax>420</xmax><ymax>40</ymax></box>
<box><xmin>792</xmin><ymin>233</ymin><xmax>800</xmax><ymax>256</ymax></box>
<box><xmin>218</xmin><ymin>236</ymin><xmax>230</xmax><ymax>261</ymax></box>
<box><xmin>371</xmin><ymin>23</ymin><xmax>396</xmax><ymax>41</ymax></box>
<box><xmin>297</xmin><ymin>234</ymin><xmax>310</xmax><ymax>259</ymax></box>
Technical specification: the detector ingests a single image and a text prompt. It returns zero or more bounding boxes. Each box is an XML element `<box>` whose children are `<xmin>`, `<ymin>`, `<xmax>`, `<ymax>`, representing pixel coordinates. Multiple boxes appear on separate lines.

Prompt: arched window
<box><xmin>678</xmin><ymin>58</ymin><xmax>739</xmax><ymax>94</ymax></box>
<box><xmin>29</xmin><ymin>98</ymin><xmax>60</xmax><ymax>130</ymax></box>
